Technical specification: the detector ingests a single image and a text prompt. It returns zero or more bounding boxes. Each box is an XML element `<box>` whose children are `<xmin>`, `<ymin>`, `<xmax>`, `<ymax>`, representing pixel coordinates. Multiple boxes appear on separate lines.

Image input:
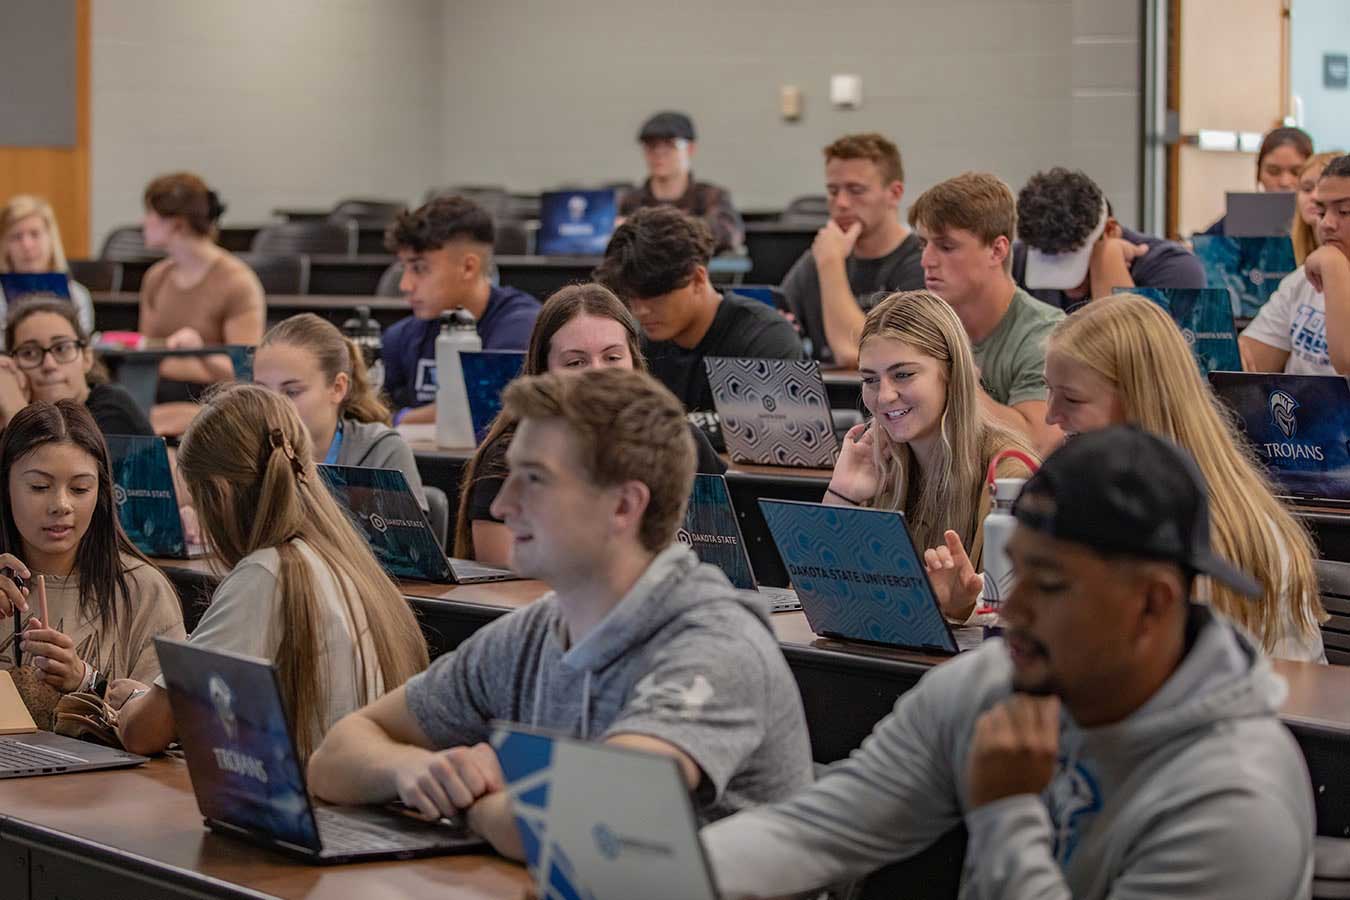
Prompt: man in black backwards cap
<box><xmin>617</xmin><ymin>111</ymin><xmax>744</xmax><ymax>254</ymax></box>
<box><xmin>703</xmin><ymin>425</ymin><xmax>1314</xmax><ymax>899</ymax></box>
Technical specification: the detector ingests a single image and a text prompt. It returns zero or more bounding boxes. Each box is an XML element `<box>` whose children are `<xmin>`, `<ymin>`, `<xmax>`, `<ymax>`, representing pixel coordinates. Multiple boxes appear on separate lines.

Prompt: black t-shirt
<box><xmin>643</xmin><ymin>291</ymin><xmax>805</xmax><ymax>413</ymax></box>
<box><xmin>86</xmin><ymin>382</ymin><xmax>155</xmax><ymax>438</ymax></box>
<box><xmin>467</xmin><ymin>421</ymin><xmax>725</xmax><ymax>524</ymax></box>
<box><xmin>778</xmin><ymin>232</ymin><xmax>925</xmax><ymax>362</ymax></box>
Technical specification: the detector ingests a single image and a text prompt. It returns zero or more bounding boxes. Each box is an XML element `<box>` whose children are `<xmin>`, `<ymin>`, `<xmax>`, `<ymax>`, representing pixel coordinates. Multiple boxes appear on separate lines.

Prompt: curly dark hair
<box><xmin>592</xmin><ymin>206</ymin><xmax>713</xmax><ymax>300</ymax></box>
<box><xmin>384</xmin><ymin>195</ymin><xmax>494</xmax><ymax>254</ymax></box>
<box><xmin>1323</xmin><ymin>154</ymin><xmax>1350</xmax><ymax>181</ymax></box>
<box><xmin>1016</xmin><ymin>168</ymin><xmax>1106</xmax><ymax>254</ymax></box>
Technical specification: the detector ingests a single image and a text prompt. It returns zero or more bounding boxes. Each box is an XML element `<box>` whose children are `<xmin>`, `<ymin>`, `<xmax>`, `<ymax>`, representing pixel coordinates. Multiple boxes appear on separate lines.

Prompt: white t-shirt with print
<box><xmin>1241</xmin><ymin>267</ymin><xmax>1333</xmax><ymax>375</ymax></box>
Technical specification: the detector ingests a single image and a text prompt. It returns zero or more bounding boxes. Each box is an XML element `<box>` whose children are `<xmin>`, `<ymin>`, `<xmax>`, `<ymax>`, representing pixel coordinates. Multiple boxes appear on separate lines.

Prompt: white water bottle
<box><xmin>980</xmin><ymin>478</ymin><xmax>1025</xmax><ymax>612</ymax></box>
<box><xmin>435</xmin><ymin>308</ymin><xmax>481</xmax><ymax>448</ymax></box>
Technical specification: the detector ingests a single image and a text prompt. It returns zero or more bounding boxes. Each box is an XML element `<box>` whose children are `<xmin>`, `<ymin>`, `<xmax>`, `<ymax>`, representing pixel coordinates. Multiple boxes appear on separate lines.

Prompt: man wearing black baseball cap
<box><xmin>704</xmin><ymin>426</ymin><xmax>1314</xmax><ymax>899</ymax></box>
<box><xmin>617</xmin><ymin>110</ymin><xmax>744</xmax><ymax>254</ymax></box>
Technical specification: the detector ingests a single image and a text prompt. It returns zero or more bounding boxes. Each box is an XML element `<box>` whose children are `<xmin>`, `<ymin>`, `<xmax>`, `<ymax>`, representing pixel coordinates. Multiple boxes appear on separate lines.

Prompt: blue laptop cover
<box><xmin>105</xmin><ymin>434</ymin><xmax>188</xmax><ymax>558</ymax></box>
<box><xmin>1208</xmin><ymin>372</ymin><xmax>1350</xmax><ymax>503</ymax></box>
<box><xmin>1117</xmin><ymin>287</ymin><xmax>1241</xmax><ymax>374</ymax></box>
<box><xmin>0</xmin><ymin>272</ymin><xmax>72</xmax><ymax>302</ymax></box>
<box><xmin>1192</xmin><ymin>235</ymin><xmax>1296</xmax><ymax>319</ymax></box>
<box><xmin>732</xmin><ymin>286</ymin><xmax>780</xmax><ymax>308</ymax></box>
<box><xmin>758</xmin><ymin>499</ymin><xmax>958</xmax><ymax>653</ymax></box>
<box><xmin>155</xmin><ymin>639</ymin><xmax>321</xmax><ymax>852</ymax></box>
<box><xmin>536</xmin><ymin>189</ymin><xmax>617</xmax><ymax>256</ymax></box>
<box><xmin>318</xmin><ymin>465</ymin><xmax>452</xmax><ymax>582</ymax></box>
<box><xmin>679</xmin><ymin>474</ymin><xmax>756</xmax><ymax>591</ymax></box>
<box><xmin>459</xmin><ymin>350</ymin><xmax>525</xmax><ymax>444</ymax></box>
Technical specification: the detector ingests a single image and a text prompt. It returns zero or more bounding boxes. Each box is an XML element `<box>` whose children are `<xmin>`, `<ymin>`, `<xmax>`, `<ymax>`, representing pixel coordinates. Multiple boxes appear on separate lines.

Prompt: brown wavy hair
<box><xmin>261</xmin><ymin>314</ymin><xmax>389</xmax><ymax>424</ymax></box>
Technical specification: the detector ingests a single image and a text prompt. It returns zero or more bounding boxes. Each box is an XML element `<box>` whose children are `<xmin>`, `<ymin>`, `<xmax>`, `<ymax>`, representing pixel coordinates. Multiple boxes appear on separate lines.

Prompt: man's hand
<box><xmin>393</xmin><ymin>742</ymin><xmax>505</xmax><ymax>820</ymax></box>
<box><xmin>1305</xmin><ymin>244</ymin><xmax>1350</xmax><ymax>293</ymax></box>
<box><xmin>811</xmin><ymin>220</ymin><xmax>863</xmax><ymax>269</ymax></box>
<box><xmin>966</xmin><ymin>694</ymin><xmax>1061</xmax><ymax>808</ymax></box>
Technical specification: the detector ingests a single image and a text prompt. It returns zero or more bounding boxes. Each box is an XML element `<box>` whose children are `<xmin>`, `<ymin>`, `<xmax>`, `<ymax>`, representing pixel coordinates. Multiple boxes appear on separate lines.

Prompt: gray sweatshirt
<box><xmin>336</xmin><ymin>417</ymin><xmax>428</xmax><ymax>510</ymax></box>
<box><xmin>404</xmin><ymin>544</ymin><xmax>814</xmax><ymax>821</ymax></box>
<box><xmin>703</xmin><ymin>606</ymin><xmax>1314</xmax><ymax>899</ymax></box>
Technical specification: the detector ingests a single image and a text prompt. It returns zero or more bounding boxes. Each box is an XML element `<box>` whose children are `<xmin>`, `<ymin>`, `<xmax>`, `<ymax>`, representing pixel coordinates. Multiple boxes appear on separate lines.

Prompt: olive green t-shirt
<box><xmin>971</xmin><ymin>287</ymin><xmax>1064</xmax><ymax>407</ymax></box>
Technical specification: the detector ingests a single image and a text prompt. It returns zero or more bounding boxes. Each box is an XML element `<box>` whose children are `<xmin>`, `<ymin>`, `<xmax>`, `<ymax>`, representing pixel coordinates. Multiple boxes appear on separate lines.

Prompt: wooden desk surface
<box><xmin>0</xmin><ymin>757</ymin><xmax>530</xmax><ymax>899</ymax></box>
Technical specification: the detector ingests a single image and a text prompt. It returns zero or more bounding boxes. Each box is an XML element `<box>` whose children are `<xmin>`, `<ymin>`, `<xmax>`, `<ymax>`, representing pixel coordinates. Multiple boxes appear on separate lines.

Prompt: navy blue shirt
<box><xmin>382</xmin><ymin>285</ymin><xmax>541</xmax><ymax>409</ymax></box>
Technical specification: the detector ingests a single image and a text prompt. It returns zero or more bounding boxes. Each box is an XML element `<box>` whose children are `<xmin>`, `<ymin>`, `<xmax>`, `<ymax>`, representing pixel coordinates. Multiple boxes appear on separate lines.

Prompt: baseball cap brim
<box><xmin>1193</xmin><ymin>549</ymin><xmax>1264</xmax><ymax>599</ymax></box>
<box><xmin>1022</xmin><ymin>204</ymin><xmax>1108</xmax><ymax>291</ymax></box>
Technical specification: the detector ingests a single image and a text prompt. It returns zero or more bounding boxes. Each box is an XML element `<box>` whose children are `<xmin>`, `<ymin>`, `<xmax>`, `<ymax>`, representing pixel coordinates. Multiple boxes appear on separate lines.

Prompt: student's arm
<box><xmin>307</xmin><ymin>684</ymin><xmax>445</xmax><ymax>804</ymax></box>
<box><xmin>109</xmin><ymin>681</ymin><xmax>176</xmax><ymax>755</ymax></box>
<box><xmin>0</xmin><ymin>359</ymin><xmax>29</xmax><ymax>429</ymax></box>
<box><xmin>704</xmin><ymin>186</ymin><xmax>746</xmax><ymax>254</ymax></box>
<box><xmin>1239</xmin><ymin>336</ymin><xmax>1291</xmax><ymax>373</ymax></box>
<box><xmin>1086</xmin><ymin>227</ymin><xmax>1150</xmax><ymax>300</ymax></box>
<box><xmin>812</xmin><ymin>221</ymin><xmax>866</xmax><ymax>368</ymax></box>
<box><xmin>1305</xmin><ymin>246</ymin><xmax>1350</xmax><ymax>374</ymax></box>
<box><xmin>158</xmin><ymin>279</ymin><xmax>266</xmax><ymax>384</ymax></box>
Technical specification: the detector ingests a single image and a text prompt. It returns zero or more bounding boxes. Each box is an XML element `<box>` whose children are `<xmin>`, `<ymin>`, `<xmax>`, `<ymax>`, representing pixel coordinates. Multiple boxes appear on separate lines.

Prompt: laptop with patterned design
<box><xmin>704</xmin><ymin>357</ymin><xmax>838</xmax><ymax>468</ymax></box>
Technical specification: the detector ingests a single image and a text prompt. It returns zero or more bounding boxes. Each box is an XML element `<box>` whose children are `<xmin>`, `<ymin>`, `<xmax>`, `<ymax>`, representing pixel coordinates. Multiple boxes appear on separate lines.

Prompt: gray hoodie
<box><xmin>404</xmin><ymin>544</ymin><xmax>814</xmax><ymax>821</ymax></box>
<box><xmin>336</xmin><ymin>417</ymin><xmax>428</xmax><ymax>510</ymax></box>
<box><xmin>704</xmin><ymin>606</ymin><xmax>1314</xmax><ymax>899</ymax></box>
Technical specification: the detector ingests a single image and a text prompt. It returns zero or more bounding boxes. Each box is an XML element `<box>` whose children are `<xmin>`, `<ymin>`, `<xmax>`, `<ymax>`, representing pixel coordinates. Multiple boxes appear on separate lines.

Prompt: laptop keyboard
<box><xmin>314</xmin><ymin>807</ymin><xmax>458</xmax><ymax>853</ymax></box>
<box><xmin>761</xmin><ymin>586</ymin><xmax>803</xmax><ymax>613</ymax></box>
<box><xmin>0</xmin><ymin>738</ymin><xmax>85</xmax><ymax>773</ymax></box>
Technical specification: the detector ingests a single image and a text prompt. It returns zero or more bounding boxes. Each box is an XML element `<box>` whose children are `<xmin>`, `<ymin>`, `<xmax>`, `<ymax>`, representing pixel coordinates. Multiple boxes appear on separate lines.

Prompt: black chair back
<box><xmin>100</xmin><ymin>226</ymin><xmax>162</xmax><ymax>261</ymax></box>
<box><xmin>68</xmin><ymin>259</ymin><xmax>123</xmax><ymax>293</ymax></box>
<box><xmin>236</xmin><ymin>253</ymin><xmax>310</xmax><ymax>295</ymax></box>
<box><xmin>251</xmin><ymin>221</ymin><xmax>354</xmax><ymax>256</ymax></box>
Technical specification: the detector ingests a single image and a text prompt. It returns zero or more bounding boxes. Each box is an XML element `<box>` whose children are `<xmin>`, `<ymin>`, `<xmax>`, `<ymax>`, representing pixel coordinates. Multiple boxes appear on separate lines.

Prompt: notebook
<box><xmin>157</xmin><ymin>638</ymin><xmax>483</xmax><ymax>863</ymax></box>
<box><xmin>1209</xmin><ymin>371</ymin><xmax>1350</xmax><ymax>505</ymax></box>
<box><xmin>758</xmin><ymin>498</ymin><xmax>963</xmax><ymax>655</ymax></box>
<box><xmin>104</xmin><ymin>434</ymin><xmax>206</xmax><ymax>559</ymax></box>
<box><xmin>536</xmin><ymin>189</ymin><xmax>617</xmax><ymax>256</ymax></box>
<box><xmin>495</xmin><ymin>723</ymin><xmax>719</xmax><ymax>900</ymax></box>
<box><xmin>679</xmin><ymin>474</ymin><xmax>800</xmax><ymax>612</ymax></box>
<box><xmin>459</xmin><ymin>349</ymin><xmax>525</xmax><ymax>444</ymax></box>
<box><xmin>318</xmin><ymin>464</ymin><xmax>517</xmax><ymax>584</ymax></box>
<box><xmin>705</xmin><ymin>357</ymin><xmax>839</xmax><ymax>468</ymax></box>
<box><xmin>1116</xmin><ymin>287</ymin><xmax>1242</xmax><ymax>374</ymax></box>
<box><xmin>1192</xmin><ymin>235</ymin><xmax>1297</xmax><ymax>319</ymax></box>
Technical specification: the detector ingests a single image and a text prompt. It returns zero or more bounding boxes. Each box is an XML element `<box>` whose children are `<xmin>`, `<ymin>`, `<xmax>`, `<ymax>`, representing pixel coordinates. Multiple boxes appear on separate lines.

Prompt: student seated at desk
<box><xmin>255</xmin><ymin>313</ymin><xmax>428</xmax><ymax>511</ymax></box>
<box><xmin>136</xmin><ymin>173</ymin><xmax>266</xmax><ymax>436</ymax></box>
<box><xmin>1293</xmin><ymin>152</ymin><xmax>1343</xmax><ymax>265</ymax></box>
<box><xmin>454</xmin><ymin>283</ymin><xmax>724</xmax><ymax>565</ymax></box>
<box><xmin>1242</xmin><ymin>154</ymin><xmax>1350</xmax><ymax>376</ymax></box>
<box><xmin>308</xmin><ymin>369</ymin><xmax>813</xmax><ymax>859</ymax></box>
<box><xmin>109</xmin><ymin>385</ymin><xmax>428</xmax><ymax>759</ymax></box>
<box><xmin>1045</xmin><ymin>294</ymin><xmax>1327</xmax><ymax>662</ymax></box>
<box><xmin>382</xmin><ymin>195</ymin><xmax>541</xmax><ymax>426</ymax></box>
<box><xmin>594</xmin><ymin>206</ymin><xmax>803</xmax><ymax>413</ymax></box>
<box><xmin>0</xmin><ymin>401</ymin><xmax>184</xmax><ymax>730</ymax></box>
<box><xmin>908</xmin><ymin>172</ymin><xmax>1065</xmax><ymax>452</ymax></box>
<box><xmin>0</xmin><ymin>194</ymin><xmax>95</xmax><ymax>336</ymax></box>
<box><xmin>824</xmin><ymin>290</ymin><xmax>1035</xmax><ymax>623</ymax></box>
<box><xmin>1199</xmin><ymin>127</ymin><xmax>1312</xmax><ymax>238</ymax></box>
<box><xmin>778</xmin><ymin>133</ymin><xmax>926</xmax><ymax>367</ymax></box>
<box><xmin>0</xmin><ymin>298</ymin><xmax>154</xmax><ymax>436</ymax></box>
<box><xmin>704</xmin><ymin>427</ymin><xmax>1315</xmax><ymax>900</ymax></box>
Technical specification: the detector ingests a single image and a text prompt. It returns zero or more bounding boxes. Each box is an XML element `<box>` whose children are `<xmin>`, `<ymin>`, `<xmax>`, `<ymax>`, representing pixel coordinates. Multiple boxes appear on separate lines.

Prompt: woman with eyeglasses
<box><xmin>1</xmin><ymin>298</ymin><xmax>153</xmax><ymax>437</ymax></box>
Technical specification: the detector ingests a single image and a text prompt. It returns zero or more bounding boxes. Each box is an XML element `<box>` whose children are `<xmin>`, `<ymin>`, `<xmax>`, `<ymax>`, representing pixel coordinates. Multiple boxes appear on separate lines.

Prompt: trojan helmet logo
<box><xmin>113</xmin><ymin>484</ymin><xmax>127</xmax><ymax>507</ymax></box>
<box><xmin>567</xmin><ymin>194</ymin><xmax>588</xmax><ymax>221</ymax></box>
<box><xmin>209</xmin><ymin>675</ymin><xmax>238</xmax><ymax>741</ymax></box>
<box><xmin>1269</xmin><ymin>390</ymin><xmax>1299</xmax><ymax>438</ymax></box>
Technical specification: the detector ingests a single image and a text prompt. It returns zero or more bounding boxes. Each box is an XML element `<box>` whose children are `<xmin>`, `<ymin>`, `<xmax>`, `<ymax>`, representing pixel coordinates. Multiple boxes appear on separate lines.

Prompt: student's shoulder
<box><xmin>491</xmin><ymin>284</ymin><xmax>542</xmax><ymax>313</ymax></box>
<box><xmin>383</xmin><ymin>314</ymin><xmax>425</xmax><ymax>344</ymax></box>
<box><xmin>215</xmin><ymin>252</ymin><xmax>265</xmax><ymax>291</ymax></box>
<box><xmin>1012</xmin><ymin>286</ymin><xmax>1066</xmax><ymax>325</ymax></box>
<box><xmin>141</xmin><ymin>258</ymin><xmax>174</xmax><ymax>293</ymax></box>
<box><xmin>119</xmin><ymin>553</ymin><xmax>178</xmax><ymax>597</ymax></box>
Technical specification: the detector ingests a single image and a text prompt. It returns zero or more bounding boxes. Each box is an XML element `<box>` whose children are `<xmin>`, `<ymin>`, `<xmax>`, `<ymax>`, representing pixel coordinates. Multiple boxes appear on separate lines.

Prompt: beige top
<box><xmin>137</xmin><ymin>252</ymin><xmax>265</xmax><ymax>343</ymax></box>
<box><xmin>1</xmin><ymin>554</ymin><xmax>187</xmax><ymax>729</ymax></box>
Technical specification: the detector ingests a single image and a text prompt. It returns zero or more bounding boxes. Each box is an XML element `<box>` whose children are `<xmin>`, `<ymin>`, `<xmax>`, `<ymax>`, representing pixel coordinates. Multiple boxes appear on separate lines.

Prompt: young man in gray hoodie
<box><xmin>307</xmin><ymin>367</ymin><xmax>814</xmax><ymax>857</ymax></box>
<box><xmin>704</xmin><ymin>426</ymin><xmax>1315</xmax><ymax>899</ymax></box>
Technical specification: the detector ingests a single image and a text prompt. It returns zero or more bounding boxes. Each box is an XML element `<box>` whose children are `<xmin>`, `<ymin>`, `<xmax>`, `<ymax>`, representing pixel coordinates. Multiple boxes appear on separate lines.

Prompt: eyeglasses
<box><xmin>8</xmin><ymin>339</ymin><xmax>85</xmax><ymax>370</ymax></box>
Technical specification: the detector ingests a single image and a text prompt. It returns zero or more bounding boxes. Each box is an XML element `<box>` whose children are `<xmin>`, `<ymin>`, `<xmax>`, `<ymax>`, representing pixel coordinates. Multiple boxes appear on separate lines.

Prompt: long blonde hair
<box><xmin>862</xmin><ymin>290</ymin><xmax>1034</xmax><ymax>559</ymax></box>
<box><xmin>1292</xmin><ymin>151</ymin><xmax>1344</xmax><ymax>265</ymax></box>
<box><xmin>0</xmin><ymin>195</ymin><xmax>68</xmax><ymax>273</ymax></box>
<box><xmin>1048</xmin><ymin>295</ymin><xmax>1326</xmax><ymax>650</ymax></box>
<box><xmin>178</xmin><ymin>384</ymin><xmax>427</xmax><ymax>758</ymax></box>
<box><xmin>262</xmin><ymin>314</ymin><xmax>390</xmax><ymax>424</ymax></box>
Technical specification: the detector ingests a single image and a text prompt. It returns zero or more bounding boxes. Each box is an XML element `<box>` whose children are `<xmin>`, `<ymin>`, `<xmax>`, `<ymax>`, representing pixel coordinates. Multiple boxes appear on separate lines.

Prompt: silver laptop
<box><xmin>704</xmin><ymin>357</ymin><xmax>839</xmax><ymax>468</ymax></box>
<box><xmin>0</xmin><ymin>670</ymin><xmax>147</xmax><ymax>778</ymax></box>
<box><xmin>680</xmin><ymin>474</ymin><xmax>800</xmax><ymax>612</ymax></box>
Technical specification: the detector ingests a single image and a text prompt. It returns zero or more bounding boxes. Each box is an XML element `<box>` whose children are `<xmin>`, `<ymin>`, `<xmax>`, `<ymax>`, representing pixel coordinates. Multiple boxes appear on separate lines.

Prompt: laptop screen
<box><xmin>0</xmin><ymin>272</ymin><xmax>72</xmax><ymax>302</ymax></box>
<box><xmin>1117</xmin><ymin>287</ymin><xmax>1241</xmax><ymax>374</ymax></box>
<box><xmin>155</xmin><ymin>639</ymin><xmax>321</xmax><ymax>852</ymax></box>
<box><xmin>1225</xmin><ymin>191</ymin><xmax>1296</xmax><ymax>238</ymax></box>
<box><xmin>318</xmin><ymin>465</ymin><xmax>449</xmax><ymax>581</ymax></box>
<box><xmin>758</xmin><ymin>499</ymin><xmax>958</xmax><ymax>653</ymax></box>
<box><xmin>1209</xmin><ymin>372</ymin><xmax>1350</xmax><ymax>502</ymax></box>
<box><xmin>1192</xmin><ymin>235</ymin><xmax>1296</xmax><ymax>319</ymax></box>
<box><xmin>705</xmin><ymin>357</ymin><xmax>838</xmax><ymax>468</ymax></box>
<box><xmin>536</xmin><ymin>189</ymin><xmax>617</xmax><ymax>256</ymax></box>
<box><xmin>459</xmin><ymin>350</ymin><xmax>525</xmax><ymax>444</ymax></box>
<box><xmin>105</xmin><ymin>434</ymin><xmax>186</xmax><ymax>557</ymax></box>
<box><xmin>679</xmin><ymin>475</ymin><xmax>756</xmax><ymax>591</ymax></box>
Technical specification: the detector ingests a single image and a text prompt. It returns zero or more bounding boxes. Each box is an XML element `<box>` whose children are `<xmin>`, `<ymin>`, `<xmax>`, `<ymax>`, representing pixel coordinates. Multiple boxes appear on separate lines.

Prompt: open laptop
<box><xmin>318</xmin><ymin>464</ymin><xmax>517</xmax><ymax>584</ymax></box>
<box><xmin>105</xmin><ymin>434</ymin><xmax>206</xmax><ymax>559</ymax></box>
<box><xmin>155</xmin><ymin>638</ymin><xmax>483</xmax><ymax>863</ymax></box>
<box><xmin>536</xmin><ymin>188</ymin><xmax>617</xmax><ymax>256</ymax></box>
<box><xmin>680</xmin><ymin>474</ymin><xmax>800</xmax><ymax>612</ymax></box>
<box><xmin>0</xmin><ymin>670</ymin><xmax>147</xmax><ymax>778</ymax></box>
<box><xmin>1209</xmin><ymin>372</ymin><xmax>1350</xmax><ymax>505</ymax></box>
<box><xmin>759</xmin><ymin>498</ymin><xmax>966</xmax><ymax>655</ymax></box>
<box><xmin>1117</xmin><ymin>287</ymin><xmax>1242</xmax><ymax>374</ymax></box>
<box><xmin>0</xmin><ymin>272</ymin><xmax>72</xmax><ymax>303</ymax></box>
<box><xmin>705</xmin><ymin>357</ymin><xmax>839</xmax><ymax>468</ymax></box>
<box><xmin>1192</xmin><ymin>235</ymin><xmax>1297</xmax><ymax>319</ymax></box>
<box><xmin>1225</xmin><ymin>191</ymin><xmax>1296</xmax><ymax>237</ymax></box>
<box><xmin>459</xmin><ymin>349</ymin><xmax>525</xmax><ymax>444</ymax></box>
<box><xmin>494</xmin><ymin>722</ymin><xmax>719</xmax><ymax>900</ymax></box>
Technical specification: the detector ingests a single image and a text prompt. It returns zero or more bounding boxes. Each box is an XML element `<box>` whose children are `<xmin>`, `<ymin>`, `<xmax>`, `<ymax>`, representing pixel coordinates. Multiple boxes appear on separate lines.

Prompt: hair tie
<box><xmin>205</xmin><ymin>189</ymin><xmax>226</xmax><ymax>221</ymax></box>
<box><xmin>267</xmin><ymin>428</ymin><xmax>307</xmax><ymax>482</ymax></box>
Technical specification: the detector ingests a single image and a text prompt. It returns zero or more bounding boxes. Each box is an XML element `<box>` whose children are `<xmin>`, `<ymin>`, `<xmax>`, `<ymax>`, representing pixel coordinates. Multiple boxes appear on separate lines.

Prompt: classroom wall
<box><xmin>1290</xmin><ymin>0</ymin><xmax>1350</xmax><ymax>154</ymax></box>
<box><xmin>90</xmin><ymin>0</ymin><xmax>445</xmax><ymax>253</ymax></box>
<box><xmin>437</xmin><ymin>0</ymin><xmax>1144</xmax><ymax>226</ymax></box>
